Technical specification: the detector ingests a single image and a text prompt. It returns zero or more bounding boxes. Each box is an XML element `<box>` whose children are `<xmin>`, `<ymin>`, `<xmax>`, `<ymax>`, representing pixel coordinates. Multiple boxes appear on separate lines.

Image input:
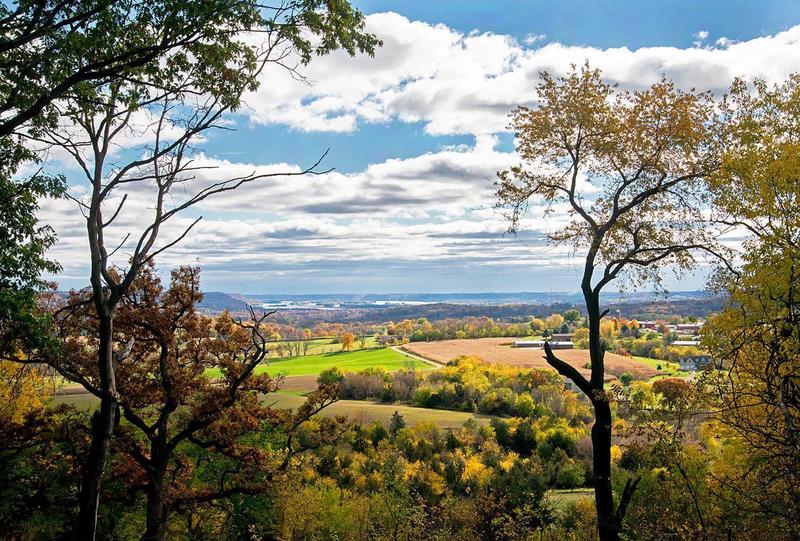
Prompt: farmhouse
<box><xmin>679</xmin><ymin>355</ymin><xmax>714</xmax><ymax>371</ymax></box>
<box><xmin>551</xmin><ymin>333</ymin><xmax>573</xmax><ymax>341</ymax></box>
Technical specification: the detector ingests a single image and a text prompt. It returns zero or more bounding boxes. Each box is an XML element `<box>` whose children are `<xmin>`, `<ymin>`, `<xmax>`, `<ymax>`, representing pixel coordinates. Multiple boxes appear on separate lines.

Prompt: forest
<box><xmin>1</xmin><ymin>1</ymin><xmax>799</xmax><ymax>540</ymax></box>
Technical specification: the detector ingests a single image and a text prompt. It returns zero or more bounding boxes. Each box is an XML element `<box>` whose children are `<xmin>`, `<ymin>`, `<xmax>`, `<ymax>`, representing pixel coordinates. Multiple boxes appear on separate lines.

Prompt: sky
<box><xmin>40</xmin><ymin>1</ymin><xmax>800</xmax><ymax>294</ymax></box>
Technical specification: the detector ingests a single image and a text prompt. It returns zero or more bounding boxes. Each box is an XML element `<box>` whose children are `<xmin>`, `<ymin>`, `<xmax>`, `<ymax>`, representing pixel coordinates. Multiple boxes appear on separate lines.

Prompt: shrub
<box><xmin>555</xmin><ymin>461</ymin><xmax>585</xmax><ymax>489</ymax></box>
<box><xmin>317</xmin><ymin>367</ymin><xmax>344</xmax><ymax>386</ymax></box>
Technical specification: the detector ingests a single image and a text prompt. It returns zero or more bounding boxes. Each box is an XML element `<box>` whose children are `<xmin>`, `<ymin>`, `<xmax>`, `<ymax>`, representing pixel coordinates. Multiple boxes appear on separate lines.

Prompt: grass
<box><xmin>203</xmin><ymin>347</ymin><xmax>429</xmax><ymax>379</ymax></box>
<box><xmin>271</xmin><ymin>336</ymin><xmax>380</xmax><ymax>357</ymax></box>
<box><xmin>52</xmin><ymin>392</ymin><xmax>491</xmax><ymax>429</ymax></box>
<box><xmin>263</xmin><ymin>394</ymin><xmax>493</xmax><ymax>428</ymax></box>
<box><xmin>631</xmin><ymin>356</ymin><xmax>692</xmax><ymax>379</ymax></box>
<box><xmin>547</xmin><ymin>488</ymin><xmax>595</xmax><ymax>512</ymax></box>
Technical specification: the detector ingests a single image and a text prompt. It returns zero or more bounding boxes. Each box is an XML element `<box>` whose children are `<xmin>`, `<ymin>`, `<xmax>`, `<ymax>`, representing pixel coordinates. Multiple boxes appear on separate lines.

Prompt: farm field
<box><xmin>54</xmin><ymin>348</ymin><xmax>429</xmax><ymax>405</ymax></box>
<box><xmin>52</xmin><ymin>392</ymin><xmax>490</xmax><ymax>429</ymax></box>
<box><xmin>271</xmin><ymin>336</ymin><xmax>379</xmax><ymax>356</ymax></box>
<box><xmin>205</xmin><ymin>346</ymin><xmax>429</xmax><ymax>379</ymax></box>
<box><xmin>631</xmin><ymin>356</ymin><xmax>691</xmax><ymax>379</ymax></box>
<box><xmin>401</xmin><ymin>338</ymin><xmax>657</xmax><ymax>380</ymax></box>
<box><xmin>265</xmin><ymin>394</ymin><xmax>494</xmax><ymax>428</ymax></box>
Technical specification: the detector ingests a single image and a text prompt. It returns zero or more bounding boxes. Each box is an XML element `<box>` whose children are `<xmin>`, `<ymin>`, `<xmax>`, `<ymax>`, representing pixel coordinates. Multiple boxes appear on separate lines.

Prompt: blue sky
<box><xmin>353</xmin><ymin>0</ymin><xmax>800</xmax><ymax>49</ymax></box>
<box><xmin>43</xmin><ymin>2</ymin><xmax>800</xmax><ymax>294</ymax></box>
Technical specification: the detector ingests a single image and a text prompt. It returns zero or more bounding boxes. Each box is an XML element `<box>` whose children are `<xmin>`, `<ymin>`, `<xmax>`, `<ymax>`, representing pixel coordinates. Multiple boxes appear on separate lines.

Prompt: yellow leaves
<box><xmin>404</xmin><ymin>461</ymin><xmax>446</xmax><ymax>497</ymax></box>
<box><xmin>499</xmin><ymin>452</ymin><xmax>518</xmax><ymax>472</ymax></box>
<box><xmin>600</xmin><ymin>318</ymin><xmax>618</xmax><ymax>339</ymax></box>
<box><xmin>461</xmin><ymin>453</ymin><xmax>490</xmax><ymax>486</ymax></box>
<box><xmin>610</xmin><ymin>445</ymin><xmax>622</xmax><ymax>465</ymax></box>
<box><xmin>339</xmin><ymin>332</ymin><xmax>355</xmax><ymax>351</ymax></box>
<box><xmin>0</xmin><ymin>361</ymin><xmax>52</xmax><ymax>424</ymax></box>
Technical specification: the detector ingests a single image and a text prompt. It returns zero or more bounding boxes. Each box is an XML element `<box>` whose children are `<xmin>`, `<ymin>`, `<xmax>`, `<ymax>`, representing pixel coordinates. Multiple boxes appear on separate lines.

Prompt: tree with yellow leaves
<box><xmin>0</xmin><ymin>361</ymin><xmax>52</xmax><ymax>430</ymax></box>
<box><xmin>496</xmin><ymin>64</ymin><xmax>727</xmax><ymax>540</ymax></box>
<box><xmin>703</xmin><ymin>74</ymin><xmax>800</xmax><ymax>535</ymax></box>
<box><xmin>340</xmin><ymin>332</ymin><xmax>356</xmax><ymax>352</ymax></box>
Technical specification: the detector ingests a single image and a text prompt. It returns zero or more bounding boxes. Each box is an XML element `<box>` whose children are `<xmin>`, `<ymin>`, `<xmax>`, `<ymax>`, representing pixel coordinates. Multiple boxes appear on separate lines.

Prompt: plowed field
<box><xmin>401</xmin><ymin>338</ymin><xmax>656</xmax><ymax>381</ymax></box>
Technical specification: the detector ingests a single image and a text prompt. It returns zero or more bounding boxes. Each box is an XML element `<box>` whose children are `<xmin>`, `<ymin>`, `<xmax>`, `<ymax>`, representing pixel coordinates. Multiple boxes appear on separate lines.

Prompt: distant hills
<box><xmin>197</xmin><ymin>291</ymin><xmax>250</xmax><ymax>312</ymax></box>
<box><xmin>197</xmin><ymin>290</ymin><xmax>725</xmax><ymax>323</ymax></box>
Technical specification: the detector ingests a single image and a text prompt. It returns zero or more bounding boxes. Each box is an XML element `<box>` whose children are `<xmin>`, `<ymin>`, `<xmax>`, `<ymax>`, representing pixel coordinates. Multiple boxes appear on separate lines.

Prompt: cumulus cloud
<box><xmin>244</xmin><ymin>13</ymin><xmax>800</xmax><ymax>136</ymax></box>
<box><xmin>38</xmin><ymin>14</ymin><xmax>800</xmax><ymax>291</ymax></box>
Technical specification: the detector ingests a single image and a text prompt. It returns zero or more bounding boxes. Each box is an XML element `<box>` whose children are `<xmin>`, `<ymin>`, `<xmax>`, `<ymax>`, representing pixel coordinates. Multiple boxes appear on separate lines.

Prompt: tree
<box><xmin>8</xmin><ymin>3</ymin><xmax>378</xmax><ymax>537</ymax></box>
<box><xmin>389</xmin><ymin>411</ymin><xmax>406</xmax><ymax>437</ymax></box>
<box><xmin>0</xmin><ymin>0</ymin><xmax>379</xmax><ymax>138</ymax></box>
<box><xmin>0</xmin><ymin>170</ymin><xmax>64</xmax><ymax>358</ymax></box>
<box><xmin>340</xmin><ymin>333</ymin><xmax>356</xmax><ymax>352</ymax></box>
<box><xmin>56</xmin><ymin>264</ymin><xmax>342</xmax><ymax>540</ymax></box>
<box><xmin>317</xmin><ymin>366</ymin><xmax>345</xmax><ymax>386</ymax></box>
<box><xmin>496</xmin><ymin>64</ymin><xmax>723</xmax><ymax>540</ymax></box>
<box><xmin>545</xmin><ymin>314</ymin><xmax>565</xmax><ymax>331</ymax></box>
<box><xmin>703</xmin><ymin>75</ymin><xmax>800</xmax><ymax>534</ymax></box>
<box><xmin>358</xmin><ymin>335</ymin><xmax>368</xmax><ymax>350</ymax></box>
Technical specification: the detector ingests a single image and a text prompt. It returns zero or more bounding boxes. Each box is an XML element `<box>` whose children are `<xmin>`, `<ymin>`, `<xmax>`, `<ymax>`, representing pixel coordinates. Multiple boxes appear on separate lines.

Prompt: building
<box><xmin>676</xmin><ymin>323</ymin><xmax>704</xmax><ymax>334</ymax></box>
<box><xmin>679</xmin><ymin>355</ymin><xmax>714</xmax><ymax>371</ymax></box>
<box><xmin>673</xmin><ymin>340</ymin><xmax>701</xmax><ymax>347</ymax></box>
<box><xmin>551</xmin><ymin>333</ymin><xmax>573</xmax><ymax>341</ymax></box>
<box><xmin>513</xmin><ymin>340</ymin><xmax>574</xmax><ymax>350</ymax></box>
<box><xmin>514</xmin><ymin>340</ymin><xmax>546</xmax><ymax>348</ymax></box>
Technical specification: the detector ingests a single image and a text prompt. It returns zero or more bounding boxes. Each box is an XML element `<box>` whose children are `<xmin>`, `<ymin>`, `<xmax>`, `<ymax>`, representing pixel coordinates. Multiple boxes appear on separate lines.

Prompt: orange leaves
<box><xmin>339</xmin><ymin>332</ymin><xmax>356</xmax><ymax>351</ymax></box>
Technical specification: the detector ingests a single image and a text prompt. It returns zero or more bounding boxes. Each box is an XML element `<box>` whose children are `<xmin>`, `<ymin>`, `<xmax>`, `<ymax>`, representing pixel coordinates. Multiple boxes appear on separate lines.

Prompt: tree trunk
<box><xmin>141</xmin><ymin>435</ymin><xmax>169</xmax><ymax>541</ymax></box>
<box><xmin>585</xmin><ymin>290</ymin><xmax>621</xmax><ymax>541</ymax></box>
<box><xmin>77</xmin><ymin>316</ymin><xmax>117</xmax><ymax>540</ymax></box>
<box><xmin>592</xmin><ymin>399</ymin><xmax>617</xmax><ymax>540</ymax></box>
<box><xmin>142</xmin><ymin>476</ymin><xmax>167</xmax><ymax>541</ymax></box>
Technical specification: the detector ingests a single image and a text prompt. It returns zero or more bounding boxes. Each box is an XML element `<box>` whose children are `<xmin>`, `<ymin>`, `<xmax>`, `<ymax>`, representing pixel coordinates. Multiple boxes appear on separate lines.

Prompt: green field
<box><xmin>206</xmin><ymin>347</ymin><xmax>429</xmax><ymax>378</ymax></box>
<box><xmin>632</xmin><ymin>356</ymin><xmax>690</xmax><ymax>379</ymax></box>
<box><xmin>265</xmin><ymin>394</ymin><xmax>493</xmax><ymax>428</ymax></box>
<box><xmin>547</xmin><ymin>488</ymin><xmax>595</xmax><ymax>511</ymax></box>
<box><xmin>270</xmin><ymin>336</ymin><xmax>380</xmax><ymax>356</ymax></box>
<box><xmin>52</xmin><ymin>392</ymin><xmax>490</xmax><ymax>428</ymax></box>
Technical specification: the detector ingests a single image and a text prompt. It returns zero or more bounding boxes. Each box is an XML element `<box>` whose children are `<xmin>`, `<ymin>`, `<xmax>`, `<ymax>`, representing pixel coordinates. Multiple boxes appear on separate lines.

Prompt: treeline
<box><xmin>327</xmin><ymin>357</ymin><xmax>590</xmax><ymax>421</ymax></box>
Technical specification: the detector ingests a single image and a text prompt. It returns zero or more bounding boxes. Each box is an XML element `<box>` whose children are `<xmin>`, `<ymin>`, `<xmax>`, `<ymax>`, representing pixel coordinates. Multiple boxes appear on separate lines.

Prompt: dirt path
<box><xmin>392</xmin><ymin>345</ymin><xmax>444</xmax><ymax>368</ymax></box>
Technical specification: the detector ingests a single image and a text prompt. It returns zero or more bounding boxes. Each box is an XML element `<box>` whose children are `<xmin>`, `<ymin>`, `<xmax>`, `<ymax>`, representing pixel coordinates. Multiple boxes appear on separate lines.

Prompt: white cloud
<box><xmin>39</xmin><ymin>14</ymin><xmax>800</xmax><ymax>291</ymax></box>
<box><xmin>243</xmin><ymin>13</ymin><xmax>800</xmax><ymax>136</ymax></box>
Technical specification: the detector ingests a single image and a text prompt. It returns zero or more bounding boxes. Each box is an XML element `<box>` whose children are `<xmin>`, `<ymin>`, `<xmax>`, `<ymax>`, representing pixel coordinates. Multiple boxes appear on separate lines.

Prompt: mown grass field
<box><xmin>631</xmin><ymin>356</ymin><xmax>691</xmax><ymax>379</ymax></box>
<box><xmin>547</xmin><ymin>488</ymin><xmax>595</xmax><ymax>511</ymax></box>
<box><xmin>52</xmin><ymin>392</ymin><xmax>490</xmax><ymax>429</ymax></box>
<box><xmin>205</xmin><ymin>347</ymin><xmax>429</xmax><ymax>379</ymax></box>
<box><xmin>265</xmin><ymin>394</ymin><xmax>493</xmax><ymax>428</ymax></box>
<box><xmin>271</xmin><ymin>336</ymin><xmax>379</xmax><ymax>356</ymax></box>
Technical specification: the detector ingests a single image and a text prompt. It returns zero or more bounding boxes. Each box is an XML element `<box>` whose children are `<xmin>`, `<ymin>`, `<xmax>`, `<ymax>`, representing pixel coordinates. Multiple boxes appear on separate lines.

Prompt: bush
<box><xmin>555</xmin><ymin>461</ymin><xmax>585</xmax><ymax>489</ymax></box>
<box><xmin>317</xmin><ymin>367</ymin><xmax>344</xmax><ymax>386</ymax></box>
<box><xmin>341</xmin><ymin>373</ymin><xmax>385</xmax><ymax>400</ymax></box>
<box><xmin>538</xmin><ymin>430</ymin><xmax>576</xmax><ymax>461</ymax></box>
